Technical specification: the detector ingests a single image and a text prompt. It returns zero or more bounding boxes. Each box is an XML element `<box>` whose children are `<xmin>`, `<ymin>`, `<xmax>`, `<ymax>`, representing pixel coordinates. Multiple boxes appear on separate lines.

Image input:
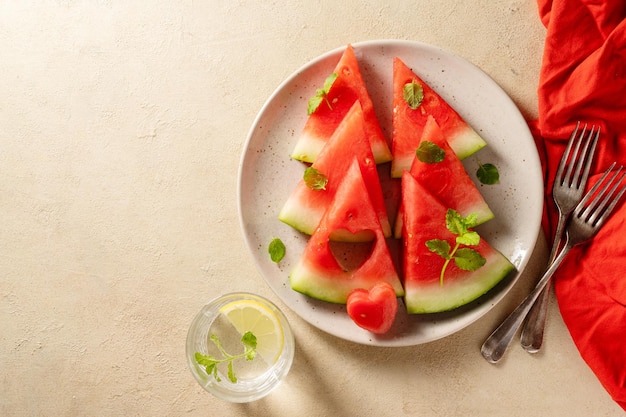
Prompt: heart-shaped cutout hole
<box><xmin>329</xmin><ymin>233</ymin><xmax>375</xmax><ymax>272</ymax></box>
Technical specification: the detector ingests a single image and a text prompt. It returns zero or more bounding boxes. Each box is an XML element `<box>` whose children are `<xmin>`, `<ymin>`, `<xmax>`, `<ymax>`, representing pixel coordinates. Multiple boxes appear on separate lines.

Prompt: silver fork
<box><xmin>520</xmin><ymin>122</ymin><xmax>600</xmax><ymax>353</ymax></box>
<box><xmin>481</xmin><ymin>163</ymin><xmax>626</xmax><ymax>363</ymax></box>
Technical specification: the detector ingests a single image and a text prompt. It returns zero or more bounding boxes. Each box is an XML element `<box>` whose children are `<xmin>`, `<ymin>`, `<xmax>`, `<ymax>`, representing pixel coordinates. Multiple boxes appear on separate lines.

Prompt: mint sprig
<box><xmin>426</xmin><ymin>209</ymin><xmax>486</xmax><ymax>286</ymax></box>
<box><xmin>195</xmin><ymin>331</ymin><xmax>257</xmax><ymax>383</ymax></box>
<box><xmin>307</xmin><ymin>73</ymin><xmax>338</xmax><ymax>115</ymax></box>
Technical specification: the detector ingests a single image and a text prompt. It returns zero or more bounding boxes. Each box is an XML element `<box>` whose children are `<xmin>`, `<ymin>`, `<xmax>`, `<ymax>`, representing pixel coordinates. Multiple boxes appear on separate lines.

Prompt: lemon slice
<box><xmin>219</xmin><ymin>299</ymin><xmax>284</xmax><ymax>364</ymax></box>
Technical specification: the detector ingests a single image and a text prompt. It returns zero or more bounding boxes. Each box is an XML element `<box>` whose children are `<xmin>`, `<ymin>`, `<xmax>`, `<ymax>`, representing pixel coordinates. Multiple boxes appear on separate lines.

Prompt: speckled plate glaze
<box><xmin>237</xmin><ymin>39</ymin><xmax>543</xmax><ymax>346</ymax></box>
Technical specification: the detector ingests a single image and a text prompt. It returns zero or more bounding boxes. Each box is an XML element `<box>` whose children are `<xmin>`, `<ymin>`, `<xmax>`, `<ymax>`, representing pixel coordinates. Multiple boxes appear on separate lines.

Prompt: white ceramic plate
<box><xmin>238</xmin><ymin>39</ymin><xmax>543</xmax><ymax>346</ymax></box>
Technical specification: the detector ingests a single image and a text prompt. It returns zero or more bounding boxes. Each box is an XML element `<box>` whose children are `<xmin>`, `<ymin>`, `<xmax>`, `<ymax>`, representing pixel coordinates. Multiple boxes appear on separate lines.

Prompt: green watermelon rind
<box><xmin>291</xmin><ymin>131</ymin><xmax>393</xmax><ymax>165</ymax></box>
<box><xmin>404</xmin><ymin>249</ymin><xmax>515</xmax><ymax>314</ymax></box>
<box><xmin>290</xmin><ymin>133</ymin><xmax>324</xmax><ymax>164</ymax></box>
<box><xmin>289</xmin><ymin>261</ymin><xmax>405</xmax><ymax>305</ymax></box>
<box><xmin>278</xmin><ymin>189</ymin><xmax>392</xmax><ymax>242</ymax></box>
<box><xmin>278</xmin><ymin>194</ymin><xmax>322</xmax><ymax>236</ymax></box>
<box><xmin>451</xmin><ymin>127</ymin><xmax>488</xmax><ymax>160</ymax></box>
<box><xmin>390</xmin><ymin>125</ymin><xmax>487</xmax><ymax>178</ymax></box>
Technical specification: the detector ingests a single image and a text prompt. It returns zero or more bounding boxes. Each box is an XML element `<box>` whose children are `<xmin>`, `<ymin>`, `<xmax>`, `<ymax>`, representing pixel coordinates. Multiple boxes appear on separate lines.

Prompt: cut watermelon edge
<box><xmin>404</xmin><ymin>251</ymin><xmax>516</xmax><ymax>314</ymax></box>
<box><xmin>449</xmin><ymin>127</ymin><xmax>488</xmax><ymax>160</ymax></box>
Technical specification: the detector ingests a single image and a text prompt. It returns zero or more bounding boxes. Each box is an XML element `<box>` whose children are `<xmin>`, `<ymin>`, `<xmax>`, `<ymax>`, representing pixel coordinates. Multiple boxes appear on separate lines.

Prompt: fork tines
<box><xmin>558</xmin><ymin>122</ymin><xmax>600</xmax><ymax>189</ymax></box>
<box><xmin>574</xmin><ymin>162</ymin><xmax>626</xmax><ymax>227</ymax></box>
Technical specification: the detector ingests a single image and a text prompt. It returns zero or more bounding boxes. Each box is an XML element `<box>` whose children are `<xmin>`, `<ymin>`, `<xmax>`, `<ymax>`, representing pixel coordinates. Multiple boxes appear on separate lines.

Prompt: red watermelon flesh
<box><xmin>401</xmin><ymin>172</ymin><xmax>515</xmax><ymax>314</ymax></box>
<box><xmin>289</xmin><ymin>159</ymin><xmax>403</xmax><ymax>304</ymax></box>
<box><xmin>346</xmin><ymin>281</ymin><xmax>398</xmax><ymax>334</ymax></box>
<box><xmin>393</xmin><ymin>115</ymin><xmax>494</xmax><ymax>238</ymax></box>
<box><xmin>291</xmin><ymin>44</ymin><xmax>392</xmax><ymax>164</ymax></box>
<box><xmin>279</xmin><ymin>101</ymin><xmax>391</xmax><ymax>240</ymax></box>
<box><xmin>391</xmin><ymin>57</ymin><xmax>487</xmax><ymax>178</ymax></box>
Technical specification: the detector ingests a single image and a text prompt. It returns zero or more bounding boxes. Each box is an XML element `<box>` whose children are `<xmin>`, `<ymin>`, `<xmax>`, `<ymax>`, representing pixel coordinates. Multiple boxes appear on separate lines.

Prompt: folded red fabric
<box><xmin>533</xmin><ymin>0</ymin><xmax>626</xmax><ymax>410</ymax></box>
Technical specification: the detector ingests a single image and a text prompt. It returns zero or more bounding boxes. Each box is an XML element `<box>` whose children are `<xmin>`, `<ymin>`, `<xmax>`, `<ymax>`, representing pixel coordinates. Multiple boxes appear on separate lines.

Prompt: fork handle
<box><xmin>481</xmin><ymin>244</ymin><xmax>570</xmax><ymax>363</ymax></box>
<box><xmin>520</xmin><ymin>283</ymin><xmax>551</xmax><ymax>352</ymax></box>
<box><xmin>519</xmin><ymin>216</ymin><xmax>567</xmax><ymax>352</ymax></box>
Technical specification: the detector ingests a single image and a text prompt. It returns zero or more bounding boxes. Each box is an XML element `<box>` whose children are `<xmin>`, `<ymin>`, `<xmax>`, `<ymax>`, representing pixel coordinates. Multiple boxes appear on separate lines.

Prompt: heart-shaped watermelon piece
<box><xmin>346</xmin><ymin>281</ymin><xmax>398</xmax><ymax>334</ymax></box>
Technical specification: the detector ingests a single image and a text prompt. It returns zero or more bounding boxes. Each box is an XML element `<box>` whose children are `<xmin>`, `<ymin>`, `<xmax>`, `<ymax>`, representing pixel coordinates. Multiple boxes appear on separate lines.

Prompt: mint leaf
<box><xmin>445</xmin><ymin>209</ymin><xmax>477</xmax><ymax>235</ymax></box>
<box><xmin>454</xmin><ymin>248</ymin><xmax>486</xmax><ymax>271</ymax></box>
<box><xmin>268</xmin><ymin>238</ymin><xmax>286</xmax><ymax>263</ymax></box>
<box><xmin>476</xmin><ymin>162</ymin><xmax>500</xmax><ymax>185</ymax></box>
<box><xmin>303</xmin><ymin>166</ymin><xmax>328</xmax><ymax>190</ymax></box>
<box><xmin>464</xmin><ymin>213</ymin><xmax>478</xmax><ymax>228</ymax></box>
<box><xmin>195</xmin><ymin>352</ymin><xmax>218</xmax><ymax>369</ymax></box>
<box><xmin>195</xmin><ymin>352</ymin><xmax>220</xmax><ymax>381</ymax></box>
<box><xmin>456</xmin><ymin>230</ymin><xmax>480</xmax><ymax>246</ymax></box>
<box><xmin>416</xmin><ymin>141</ymin><xmax>445</xmax><ymax>164</ymax></box>
<box><xmin>403</xmin><ymin>81</ymin><xmax>424</xmax><ymax>109</ymax></box>
<box><xmin>307</xmin><ymin>73</ymin><xmax>338</xmax><ymax>115</ymax></box>
<box><xmin>426</xmin><ymin>239</ymin><xmax>451</xmax><ymax>259</ymax></box>
<box><xmin>241</xmin><ymin>331</ymin><xmax>257</xmax><ymax>349</ymax></box>
<box><xmin>227</xmin><ymin>362</ymin><xmax>236</xmax><ymax>383</ymax></box>
<box><xmin>307</xmin><ymin>96</ymin><xmax>324</xmax><ymax>115</ymax></box>
<box><xmin>323</xmin><ymin>73</ymin><xmax>338</xmax><ymax>92</ymax></box>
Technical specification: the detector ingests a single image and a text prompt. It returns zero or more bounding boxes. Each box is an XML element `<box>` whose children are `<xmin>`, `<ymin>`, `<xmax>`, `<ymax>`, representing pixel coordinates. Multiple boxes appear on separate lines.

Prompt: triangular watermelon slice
<box><xmin>291</xmin><ymin>44</ymin><xmax>392</xmax><ymax>164</ymax></box>
<box><xmin>279</xmin><ymin>101</ymin><xmax>391</xmax><ymax>240</ymax></box>
<box><xmin>393</xmin><ymin>115</ymin><xmax>494</xmax><ymax>238</ymax></box>
<box><xmin>290</xmin><ymin>158</ymin><xmax>403</xmax><ymax>304</ymax></box>
<box><xmin>391</xmin><ymin>57</ymin><xmax>487</xmax><ymax>177</ymax></box>
<box><xmin>401</xmin><ymin>172</ymin><xmax>514</xmax><ymax>314</ymax></box>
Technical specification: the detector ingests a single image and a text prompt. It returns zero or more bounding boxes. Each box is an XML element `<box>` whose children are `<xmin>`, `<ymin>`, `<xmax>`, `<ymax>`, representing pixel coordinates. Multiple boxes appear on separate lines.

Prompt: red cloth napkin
<box><xmin>532</xmin><ymin>0</ymin><xmax>626</xmax><ymax>410</ymax></box>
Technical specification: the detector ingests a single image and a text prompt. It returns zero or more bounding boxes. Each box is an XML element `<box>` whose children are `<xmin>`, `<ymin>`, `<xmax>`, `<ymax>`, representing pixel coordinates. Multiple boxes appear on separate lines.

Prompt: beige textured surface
<box><xmin>0</xmin><ymin>1</ymin><xmax>622</xmax><ymax>416</ymax></box>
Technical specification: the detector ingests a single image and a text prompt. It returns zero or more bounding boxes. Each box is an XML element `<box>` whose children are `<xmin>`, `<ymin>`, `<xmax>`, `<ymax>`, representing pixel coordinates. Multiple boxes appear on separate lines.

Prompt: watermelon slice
<box><xmin>401</xmin><ymin>172</ymin><xmax>515</xmax><ymax>314</ymax></box>
<box><xmin>390</xmin><ymin>57</ymin><xmax>487</xmax><ymax>177</ymax></box>
<box><xmin>291</xmin><ymin>44</ymin><xmax>392</xmax><ymax>164</ymax></box>
<box><xmin>393</xmin><ymin>115</ymin><xmax>494</xmax><ymax>238</ymax></box>
<box><xmin>279</xmin><ymin>101</ymin><xmax>391</xmax><ymax>240</ymax></box>
<box><xmin>289</xmin><ymin>159</ymin><xmax>403</xmax><ymax>304</ymax></box>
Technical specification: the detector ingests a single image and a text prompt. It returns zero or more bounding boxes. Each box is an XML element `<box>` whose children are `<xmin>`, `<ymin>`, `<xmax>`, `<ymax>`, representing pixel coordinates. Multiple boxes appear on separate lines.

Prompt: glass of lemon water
<box><xmin>186</xmin><ymin>293</ymin><xmax>295</xmax><ymax>402</ymax></box>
